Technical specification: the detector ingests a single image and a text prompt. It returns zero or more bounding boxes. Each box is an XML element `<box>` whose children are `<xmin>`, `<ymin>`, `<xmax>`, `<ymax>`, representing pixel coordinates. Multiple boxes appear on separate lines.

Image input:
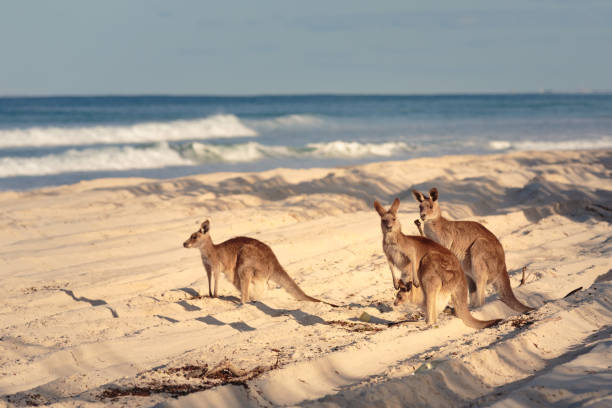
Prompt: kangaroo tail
<box><xmin>452</xmin><ymin>282</ymin><xmax>501</xmax><ymax>329</ymax></box>
<box><xmin>497</xmin><ymin>266</ymin><xmax>534</xmax><ymax>314</ymax></box>
<box><xmin>272</xmin><ymin>264</ymin><xmax>339</xmax><ymax>307</ymax></box>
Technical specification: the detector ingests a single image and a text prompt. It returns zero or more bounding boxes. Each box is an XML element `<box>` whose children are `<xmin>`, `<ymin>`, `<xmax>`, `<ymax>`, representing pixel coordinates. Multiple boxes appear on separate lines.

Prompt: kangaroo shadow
<box><xmin>177</xmin><ymin>287</ymin><xmax>241</xmax><ymax>304</ymax></box>
<box><xmin>154</xmin><ymin>315</ymin><xmax>180</xmax><ymax>323</ymax></box>
<box><xmin>177</xmin><ymin>287</ymin><xmax>200</xmax><ymax>298</ymax></box>
<box><xmin>177</xmin><ymin>300</ymin><xmax>201</xmax><ymax>312</ymax></box>
<box><xmin>252</xmin><ymin>301</ymin><xmax>326</xmax><ymax>326</ymax></box>
<box><xmin>215</xmin><ymin>295</ymin><xmax>241</xmax><ymax>304</ymax></box>
<box><xmin>345</xmin><ymin>301</ymin><xmax>395</xmax><ymax>313</ymax></box>
<box><xmin>60</xmin><ymin>289</ymin><xmax>107</xmax><ymax>306</ymax></box>
<box><xmin>59</xmin><ymin>289</ymin><xmax>118</xmax><ymax>318</ymax></box>
<box><xmin>195</xmin><ymin>315</ymin><xmax>256</xmax><ymax>332</ymax></box>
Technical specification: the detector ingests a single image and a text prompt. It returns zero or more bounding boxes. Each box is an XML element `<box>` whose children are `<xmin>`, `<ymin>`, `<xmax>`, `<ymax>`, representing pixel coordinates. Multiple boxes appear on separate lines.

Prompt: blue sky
<box><xmin>1</xmin><ymin>0</ymin><xmax>611</xmax><ymax>95</ymax></box>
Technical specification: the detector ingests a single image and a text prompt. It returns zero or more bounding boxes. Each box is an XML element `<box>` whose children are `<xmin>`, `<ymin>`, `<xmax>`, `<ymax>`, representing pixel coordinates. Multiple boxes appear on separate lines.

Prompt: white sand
<box><xmin>0</xmin><ymin>149</ymin><xmax>610</xmax><ymax>407</ymax></box>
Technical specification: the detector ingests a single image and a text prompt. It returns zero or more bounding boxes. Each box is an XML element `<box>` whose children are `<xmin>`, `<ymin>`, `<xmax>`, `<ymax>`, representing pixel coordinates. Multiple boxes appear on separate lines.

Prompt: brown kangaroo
<box><xmin>183</xmin><ymin>220</ymin><xmax>337</xmax><ymax>306</ymax></box>
<box><xmin>375</xmin><ymin>199</ymin><xmax>500</xmax><ymax>329</ymax></box>
<box><xmin>412</xmin><ymin>188</ymin><xmax>533</xmax><ymax>314</ymax></box>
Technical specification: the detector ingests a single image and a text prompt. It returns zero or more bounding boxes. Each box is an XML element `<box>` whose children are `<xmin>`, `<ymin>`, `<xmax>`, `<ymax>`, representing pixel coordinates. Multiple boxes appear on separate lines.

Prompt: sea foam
<box><xmin>182</xmin><ymin>140</ymin><xmax>412</xmax><ymax>163</ymax></box>
<box><xmin>306</xmin><ymin>141</ymin><xmax>411</xmax><ymax>158</ymax></box>
<box><xmin>0</xmin><ymin>140</ymin><xmax>413</xmax><ymax>177</ymax></box>
<box><xmin>248</xmin><ymin>114</ymin><xmax>324</xmax><ymax>130</ymax></box>
<box><xmin>489</xmin><ymin>137</ymin><xmax>612</xmax><ymax>151</ymax></box>
<box><xmin>0</xmin><ymin>143</ymin><xmax>192</xmax><ymax>177</ymax></box>
<box><xmin>183</xmin><ymin>142</ymin><xmax>295</xmax><ymax>163</ymax></box>
<box><xmin>0</xmin><ymin>114</ymin><xmax>257</xmax><ymax>148</ymax></box>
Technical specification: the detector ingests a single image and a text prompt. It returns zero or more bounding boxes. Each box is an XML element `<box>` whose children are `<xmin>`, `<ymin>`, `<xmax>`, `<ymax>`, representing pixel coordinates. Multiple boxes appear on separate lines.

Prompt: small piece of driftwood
<box><xmin>563</xmin><ymin>287</ymin><xmax>583</xmax><ymax>298</ymax></box>
<box><xmin>519</xmin><ymin>266</ymin><xmax>527</xmax><ymax>286</ymax></box>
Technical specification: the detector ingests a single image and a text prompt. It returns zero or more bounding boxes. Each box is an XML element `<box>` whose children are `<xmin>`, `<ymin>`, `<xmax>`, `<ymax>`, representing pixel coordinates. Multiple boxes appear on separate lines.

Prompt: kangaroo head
<box><xmin>393</xmin><ymin>279</ymin><xmax>413</xmax><ymax>306</ymax></box>
<box><xmin>374</xmin><ymin>198</ymin><xmax>401</xmax><ymax>233</ymax></box>
<box><xmin>183</xmin><ymin>220</ymin><xmax>210</xmax><ymax>248</ymax></box>
<box><xmin>412</xmin><ymin>188</ymin><xmax>440</xmax><ymax>222</ymax></box>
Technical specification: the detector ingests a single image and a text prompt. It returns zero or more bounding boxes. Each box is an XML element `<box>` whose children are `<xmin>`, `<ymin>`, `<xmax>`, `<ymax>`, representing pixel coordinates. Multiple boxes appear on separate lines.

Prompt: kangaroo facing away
<box><xmin>374</xmin><ymin>199</ymin><xmax>500</xmax><ymax>329</ymax></box>
<box><xmin>183</xmin><ymin>220</ymin><xmax>337</xmax><ymax>306</ymax></box>
<box><xmin>412</xmin><ymin>188</ymin><xmax>533</xmax><ymax>314</ymax></box>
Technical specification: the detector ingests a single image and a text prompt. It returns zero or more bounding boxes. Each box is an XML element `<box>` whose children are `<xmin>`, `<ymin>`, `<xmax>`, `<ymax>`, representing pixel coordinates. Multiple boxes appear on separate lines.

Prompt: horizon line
<box><xmin>1</xmin><ymin>90</ymin><xmax>612</xmax><ymax>99</ymax></box>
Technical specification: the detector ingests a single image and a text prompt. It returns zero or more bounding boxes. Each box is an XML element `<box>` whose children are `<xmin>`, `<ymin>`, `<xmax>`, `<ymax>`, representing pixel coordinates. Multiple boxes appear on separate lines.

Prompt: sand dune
<box><xmin>0</xmin><ymin>149</ymin><xmax>610</xmax><ymax>407</ymax></box>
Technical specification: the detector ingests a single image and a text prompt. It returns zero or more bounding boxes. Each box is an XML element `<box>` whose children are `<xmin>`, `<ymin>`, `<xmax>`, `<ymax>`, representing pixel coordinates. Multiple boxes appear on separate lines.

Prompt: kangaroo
<box><xmin>375</xmin><ymin>199</ymin><xmax>500</xmax><ymax>329</ymax></box>
<box><xmin>412</xmin><ymin>187</ymin><xmax>533</xmax><ymax>314</ymax></box>
<box><xmin>183</xmin><ymin>220</ymin><xmax>337</xmax><ymax>306</ymax></box>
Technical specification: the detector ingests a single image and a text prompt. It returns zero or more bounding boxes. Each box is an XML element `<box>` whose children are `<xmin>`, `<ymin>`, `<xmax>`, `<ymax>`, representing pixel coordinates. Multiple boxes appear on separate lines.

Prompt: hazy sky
<box><xmin>2</xmin><ymin>1</ymin><xmax>611</xmax><ymax>95</ymax></box>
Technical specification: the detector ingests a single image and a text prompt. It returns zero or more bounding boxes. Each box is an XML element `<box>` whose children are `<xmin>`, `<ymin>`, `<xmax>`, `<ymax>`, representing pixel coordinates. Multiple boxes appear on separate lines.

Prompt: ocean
<box><xmin>1</xmin><ymin>94</ymin><xmax>611</xmax><ymax>191</ymax></box>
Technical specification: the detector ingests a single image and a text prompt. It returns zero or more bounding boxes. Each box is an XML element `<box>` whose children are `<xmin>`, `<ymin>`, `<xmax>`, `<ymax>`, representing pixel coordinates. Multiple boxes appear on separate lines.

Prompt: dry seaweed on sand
<box><xmin>98</xmin><ymin>356</ymin><xmax>280</xmax><ymax>400</ymax></box>
<box><xmin>508</xmin><ymin>314</ymin><xmax>536</xmax><ymax>329</ymax></box>
<box><xmin>326</xmin><ymin>320</ymin><xmax>386</xmax><ymax>332</ymax></box>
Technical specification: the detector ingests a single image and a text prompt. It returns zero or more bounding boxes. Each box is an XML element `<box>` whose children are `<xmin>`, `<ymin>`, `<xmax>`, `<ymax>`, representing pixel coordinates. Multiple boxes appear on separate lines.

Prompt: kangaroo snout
<box><xmin>183</xmin><ymin>231</ymin><xmax>202</xmax><ymax>249</ymax></box>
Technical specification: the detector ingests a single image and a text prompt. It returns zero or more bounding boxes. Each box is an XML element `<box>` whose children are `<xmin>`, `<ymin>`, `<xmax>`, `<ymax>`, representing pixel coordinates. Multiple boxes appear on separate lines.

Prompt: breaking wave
<box><xmin>181</xmin><ymin>140</ymin><xmax>413</xmax><ymax>163</ymax></box>
<box><xmin>0</xmin><ymin>140</ymin><xmax>413</xmax><ymax>177</ymax></box>
<box><xmin>0</xmin><ymin>114</ymin><xmax>257</xmax><ymax>148</ymax></box>
<box><xmin>0</xmin><ymin>143</ymin><xmax>192</xmax><ymax>177</ymax></box>
<box><xmin>179</xmin><ymin>142</ymin><xmax>295</xmax><ymax>163</ymax></box>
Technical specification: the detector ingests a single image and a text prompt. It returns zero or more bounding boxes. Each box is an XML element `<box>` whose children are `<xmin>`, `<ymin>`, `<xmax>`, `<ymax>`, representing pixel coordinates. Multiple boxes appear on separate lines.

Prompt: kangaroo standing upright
<box><xmin>183</xmin><ymin>220</ymin><xmax>336</xmax><ymax>306</ymax></box>
<box><xmin>412</xmin><ymin>188</ymin><xmax>533</xmax><ymax>314</ymax></box>
<box><xmin>374</xmin><ymin>199</ymin><xmax>500</xmax><ymax>329</ymax></box>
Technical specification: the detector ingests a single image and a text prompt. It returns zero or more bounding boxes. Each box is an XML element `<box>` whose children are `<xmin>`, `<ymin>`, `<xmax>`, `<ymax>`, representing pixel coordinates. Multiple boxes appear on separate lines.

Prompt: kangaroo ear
<box><xmin>374</xmin><ymin>200</ymin><xmax>386</xmax><ymax>217</ymax></box>
<box><xmin>412</xmin><ymin>189</ymin><xmax>425</xmax><ymax>203</ymax></box>
<box><xmin>429</xmin><ymin>188</ymin><xmax>438</xmax><ymax>202</ymax></box>
<box><xmin>398</xmin><ymin>279</ymin><xmax>407</xmax><ymax>290</ymax></box>
<box><xmin>390</xmin><ymin>198</ymin><xmax>400</xmax><ymax>214</ymax></box>
<box><xmin>201</xmin><ymin>220</ymin><xmax>210</xmax><ymax>233</ymax></box>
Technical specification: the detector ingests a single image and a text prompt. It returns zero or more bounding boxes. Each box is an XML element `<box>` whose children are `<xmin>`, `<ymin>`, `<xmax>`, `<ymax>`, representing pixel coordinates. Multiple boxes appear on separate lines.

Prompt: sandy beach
<box><xmin>1</xmin><ymin>149</ymin><xmax>611</xmax><ymax>407</ymax></box>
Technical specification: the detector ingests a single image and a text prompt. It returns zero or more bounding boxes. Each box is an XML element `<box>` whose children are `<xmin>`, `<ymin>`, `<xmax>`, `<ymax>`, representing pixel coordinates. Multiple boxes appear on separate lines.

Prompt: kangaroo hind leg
<box><xmin>468</xmin><ymin>239</ymin><xmax>491</xmax><ymax>307</ymax></box>
<box><xmin>421</xmin><ymin>269</ymin><xmax>443</xmax><ymax>325</ymax></box>
<box><xmin>237</xmin><ymin>265</ymin><xmax>255</xmax><ymax>304</ymax></box>
<box><xmin>249</xmin><ymin>277</ymin><xmax>267</xmax><ymax>301</ymax></box>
